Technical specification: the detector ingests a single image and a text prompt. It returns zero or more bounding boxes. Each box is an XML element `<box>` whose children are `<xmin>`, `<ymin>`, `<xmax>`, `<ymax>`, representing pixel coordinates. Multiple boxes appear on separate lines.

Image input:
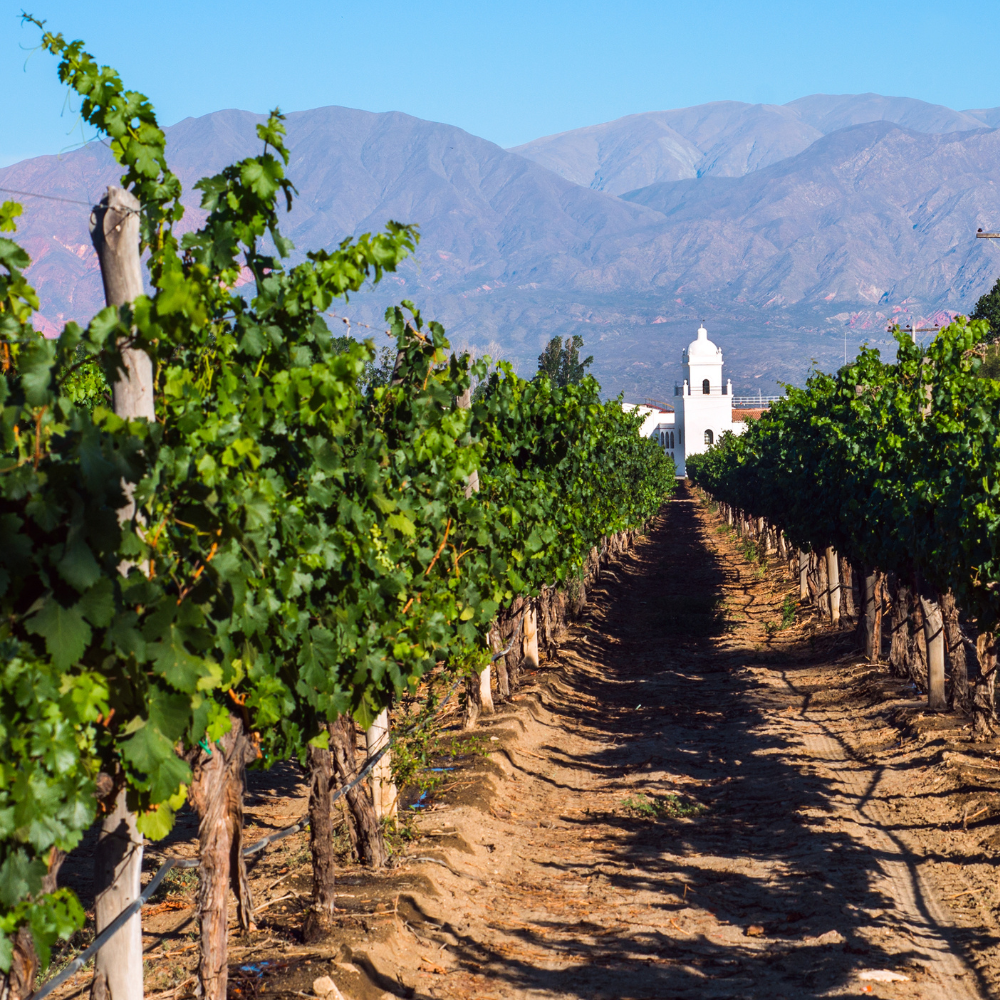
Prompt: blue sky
<box><xmin>3</xmin><ymin>0</ymin><xmax>1000</xmax><ymax>166</ymax></box>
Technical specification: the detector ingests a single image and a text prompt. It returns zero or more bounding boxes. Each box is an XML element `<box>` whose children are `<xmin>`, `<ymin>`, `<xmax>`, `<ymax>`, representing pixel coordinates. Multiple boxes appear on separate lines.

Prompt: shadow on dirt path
<box><xmin>398</xmin><ymin>483</ymin><xmax>991</xmax><ymax>1000</ymax></box>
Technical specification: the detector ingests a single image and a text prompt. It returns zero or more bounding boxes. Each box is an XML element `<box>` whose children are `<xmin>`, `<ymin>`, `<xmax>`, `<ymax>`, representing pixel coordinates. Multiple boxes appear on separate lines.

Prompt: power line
<box><xmin>0</xmin><ymin>186</ymin><xmax>94</xmax><ymax>207</ymax></box>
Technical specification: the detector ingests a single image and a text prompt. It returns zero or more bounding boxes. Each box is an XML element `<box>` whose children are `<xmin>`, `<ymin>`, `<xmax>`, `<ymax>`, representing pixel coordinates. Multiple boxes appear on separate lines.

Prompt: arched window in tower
<box><xmin>704</xmin><ymin>429</ymin><xmax>714</xmax><ymax>445</ymax></box>
<box><xmin>702</xmin><ymin>379</ymin><xmax>710</xmax><ymax>394</ymax></box>
<box><xmin>670</xmin><ymin>431</ymin><xmax>674</xmax><ymax>448</ymax></box>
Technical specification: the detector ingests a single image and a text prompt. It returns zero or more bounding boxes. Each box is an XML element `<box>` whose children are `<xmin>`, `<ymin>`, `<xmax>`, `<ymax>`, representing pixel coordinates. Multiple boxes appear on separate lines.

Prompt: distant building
<box><xmin>625</xmin><ymin>324</ymin><xmax>764</xmax><ymax>475</ymax></box>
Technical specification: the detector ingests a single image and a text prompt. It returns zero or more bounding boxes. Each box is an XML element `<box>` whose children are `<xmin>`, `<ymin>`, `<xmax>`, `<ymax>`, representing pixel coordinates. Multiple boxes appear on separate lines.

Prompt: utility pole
<box><xmin>904</xmin><ymin>324</ymin><xmax>940</xmax><ymax>347</ymax></box>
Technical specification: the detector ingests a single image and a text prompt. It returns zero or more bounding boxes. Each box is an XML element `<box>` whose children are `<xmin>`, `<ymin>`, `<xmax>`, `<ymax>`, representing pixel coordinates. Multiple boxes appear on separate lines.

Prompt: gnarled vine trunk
<box><xmin>941</xmin><ymin>591</ymin><xmax>969</xmax><ymax>711</ymax></box>
<box><xmin>887</xmin><ymin>576</ymin><xmax>909</xmax><ymax>677</ymax></box>
<box><xmin>189</xmin><ymin>714</ymin><xmax>258</xmax><ymax>1000</ymax></box>
<box><xmin>304</xmin><ymin>742</ymin><xmax>337</xmax><ymax>942</ymax></box>
<box><xmin>906</xmin><ymin>590</ymin><xmax>929</xmax><ymax>692</ymax></box>
<box><xmin>973</xmin><ymin>632</ymin><xmax>999</xmax><ymax>739</ymax></box>
<box><xmin>327</xmin><ymin>716</ymin><xmax>387</xmax><ymax>868</ymax></box>
<box><xmin>490</xmin><ymin>624</ymin><xmax>510</xmax><ymax>701</ymax></box>
<box><xmin>840</xmin><ymin>558</ymin><xmax>857</xmax><ymax>621</ymax></box>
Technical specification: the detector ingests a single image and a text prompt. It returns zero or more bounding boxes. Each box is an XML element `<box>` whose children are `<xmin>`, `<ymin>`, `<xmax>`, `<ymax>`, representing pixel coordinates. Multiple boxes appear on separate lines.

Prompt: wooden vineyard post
<box><xmin>523</xmin><ymin>604</ymin><xmax>539</xmax><ymax>670</ymax></box>
<box><xmin>365</xmin><ymin>708</ymin><xmax>398</xmax><ymax>821</ymax></box>
<box><xmin>457</xmin><ymin>385</ymin><xmax>480</xmax><ymax>498</ymax></box>
<box><xmin>88</xmin><ymin>186</ymin><xmax>151</xmax><ymax>1000</ymax></box>
<box><xmin>456</xmin><ymin>383</ymin><xmax>492</xmax><ymax>724</ymax></box>
<box><xmin>479</xmin><ymin>665</ymin><xmax>496</xmax><ymax>713</ymax></box>
<box><xmin>90</xmin><ymin>789</ymin><xmax>144</xmax><ymax>1000</ymax></box>
<box><xmin>91</xmin><ymin>188</ymin><xmax>155</xmax><ymax>423</ymax></box>
<box><xmin>918</xmin><ymin>591</ymin><xmax>947</xmax><ymax>711</ymax></box>
<box><xmin>798</xmin><ymin>550</ymin><xmax>808</xmax><ymax>602</ymax></box>
<box><xmin>826</xmin><ymin>548</ymin><xmax>841</xmax><ymax>626</ymax></box>
<box><xmin>463</xmin><ymin>666</ymin><xmax>495</xmax><ymax>728</ymax></box>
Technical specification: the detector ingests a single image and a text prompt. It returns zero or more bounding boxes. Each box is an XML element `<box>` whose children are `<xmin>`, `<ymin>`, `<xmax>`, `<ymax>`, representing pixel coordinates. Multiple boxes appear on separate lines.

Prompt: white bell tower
<box><xmin>674</xmin><ymin>323</ymin><xmax>734</xmax><ymax>475</ymax></box>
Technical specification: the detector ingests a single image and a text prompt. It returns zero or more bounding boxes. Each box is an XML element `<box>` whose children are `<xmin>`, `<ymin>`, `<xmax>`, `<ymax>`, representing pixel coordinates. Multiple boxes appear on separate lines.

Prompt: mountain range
<box><xmin>3</xmin><ymin>93</ymin><xmax>1000</xmax><ymax>399</ymax></box>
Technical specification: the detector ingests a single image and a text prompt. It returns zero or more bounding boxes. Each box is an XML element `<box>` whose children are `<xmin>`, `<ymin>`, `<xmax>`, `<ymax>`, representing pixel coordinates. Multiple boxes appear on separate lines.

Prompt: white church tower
<box><xmin>623</xmin><ymin>323</ymin><xmax>746</xmax><ymax>476</ymax></box>
<box><xmin>674</xmin><ymin>324</ymin><xmax>736</xmax><ymax>475</ymax></box>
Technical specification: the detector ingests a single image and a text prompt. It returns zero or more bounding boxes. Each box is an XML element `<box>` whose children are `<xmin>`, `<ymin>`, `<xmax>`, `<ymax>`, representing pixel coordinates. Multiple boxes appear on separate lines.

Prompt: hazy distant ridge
<box><xmin>510</xmin><ymin>93</ymin><xmax>1000</xmax><ymax>193</ymax></box>
<box><xmin>4</xmin><ymin>92</ymin><xmax>1000</xmax><ymax>400</ymax></box>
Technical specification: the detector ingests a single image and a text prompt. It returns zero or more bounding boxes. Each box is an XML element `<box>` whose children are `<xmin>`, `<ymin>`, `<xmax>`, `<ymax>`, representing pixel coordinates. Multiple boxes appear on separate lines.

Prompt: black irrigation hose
<box><xmin>28</xmin><ymin>616</ymin><xmax>527</xmax><ymax>1000</ymax></box>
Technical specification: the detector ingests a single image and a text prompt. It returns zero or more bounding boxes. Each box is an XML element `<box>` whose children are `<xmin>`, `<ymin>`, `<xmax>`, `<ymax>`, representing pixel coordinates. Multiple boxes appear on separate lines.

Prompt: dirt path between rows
<box><xmin>52</xmin><ymin>482</ymin><xmax>1000</xmax><ymax>1000</ymax></box>
<box><xmin>379</xmin><ymin>483</ymin><xmax>1000</xmax><ymax>999</ymax></box>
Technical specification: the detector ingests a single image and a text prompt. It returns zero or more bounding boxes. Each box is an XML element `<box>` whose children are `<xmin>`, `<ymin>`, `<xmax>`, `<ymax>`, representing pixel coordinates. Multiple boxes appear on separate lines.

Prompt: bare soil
<box><xmin>51</xmin><ymin>482</ymin><xmax>1000</xmax><ymax>1000</ymax></box>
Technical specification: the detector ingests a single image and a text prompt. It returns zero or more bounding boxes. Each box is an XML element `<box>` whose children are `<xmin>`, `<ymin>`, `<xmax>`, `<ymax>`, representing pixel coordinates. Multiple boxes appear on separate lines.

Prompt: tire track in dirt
<box><xmin>762</xmin><ymin>680</ymin><xmax>981</xmax><ymax>999</ymax></box>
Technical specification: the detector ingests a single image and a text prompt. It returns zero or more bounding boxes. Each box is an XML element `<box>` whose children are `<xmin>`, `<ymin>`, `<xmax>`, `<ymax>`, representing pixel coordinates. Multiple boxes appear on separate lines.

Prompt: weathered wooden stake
<box><xmin>523</xmin><ymin>605</ymin><xmax>539</xmax><ymax>670</ymax></box>
<box><xmin>88</xmin><ymin>185</ymin><xmax>151</xmax><ymax>1000</ymax></box>
<box><xmin>826</xmin><ymin>547</ymin><xmax>841</xmax><ymax>626</ymax></box>
<box><xmin>90</xmin><ymin>789</ymin><xmax>144</xmax><ymax>1000</ymax></box>
<box><xmin>457</xmin><ymin>382</ymin><xmax>490</xmax><ymax>722</ymax></box>
<box><xmin>479</xmin><ymin>664</ymin><xmax>495</xmax><ymax>714</ymax></box>
<box><xmin>919</xmin><ymin>591</ymin><xmax>947</xmax><ymax>711</ymax></box>
<box><xmin>365</xmin><ymin>708</ymin><xmax>398</xmax><ymax>821</ymax></box>
<box><xmin>798</xmin><ymin>550</ymin><xmax>808</xmax><ymax>602</ymax></box>
<box><xmin>91</xmin><ymin>187</ymin><xmax>154</xmax><ymax>422</ymax></box>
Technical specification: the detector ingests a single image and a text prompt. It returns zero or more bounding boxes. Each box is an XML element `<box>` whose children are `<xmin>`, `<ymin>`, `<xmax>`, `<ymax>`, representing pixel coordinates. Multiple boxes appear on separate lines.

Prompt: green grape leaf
<box><xmin>24</xmin><ymin>600</ymin><xmax>92</xmax><ymax>671</ymax></box>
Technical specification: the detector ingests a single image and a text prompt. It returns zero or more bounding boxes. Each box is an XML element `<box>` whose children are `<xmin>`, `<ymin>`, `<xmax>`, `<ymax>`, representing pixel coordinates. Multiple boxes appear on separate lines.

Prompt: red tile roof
<box><xmin>732</xmin><ymin>408</ymin><xmax>767</xmax><ymax>422</ymax></box>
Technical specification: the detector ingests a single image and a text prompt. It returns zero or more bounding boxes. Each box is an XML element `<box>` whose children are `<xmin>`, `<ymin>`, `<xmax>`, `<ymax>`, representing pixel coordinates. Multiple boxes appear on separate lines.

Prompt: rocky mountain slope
<box><xmin>4</xmin><ymin>94</ymin><xmax>1000</xmax><ymax>399</ymax></box>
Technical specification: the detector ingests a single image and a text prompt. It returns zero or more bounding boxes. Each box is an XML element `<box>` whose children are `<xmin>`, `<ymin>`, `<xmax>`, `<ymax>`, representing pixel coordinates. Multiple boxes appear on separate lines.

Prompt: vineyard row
<box><xmin>687</xmin><ymin>317</ymin><xmax>1000</xmax><ymax>738</ymax></box>
<box><xmin>0</xmin><ymin>24</ymin><xmax>675</xmax><ymax>1000</ymax></box>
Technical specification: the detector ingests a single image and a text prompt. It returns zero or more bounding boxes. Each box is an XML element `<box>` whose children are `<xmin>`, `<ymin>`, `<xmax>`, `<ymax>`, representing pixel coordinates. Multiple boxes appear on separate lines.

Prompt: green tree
<box><xmin>535</xmin><ymin>335</ymin><xmax>593</xmax><ymax>387</ymax></box>
<box><xmin>537</xmin><ymin>336</ymin><xmax>562</xmax><ymax>382</ymax></box>
<box><xmin>971</xmin><ymin>275</ymin><xmax>1000</xmax><ymax>341</ymax></box>
<box><xmin>559</xmin><ymin>334</ymin><xmax>593</xmax><ymax>387</ymax></box>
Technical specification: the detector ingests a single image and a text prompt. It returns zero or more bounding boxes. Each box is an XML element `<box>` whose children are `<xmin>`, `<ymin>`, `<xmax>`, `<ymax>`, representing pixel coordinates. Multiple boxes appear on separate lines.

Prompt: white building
<box><xmin>625</xmin><ymin>324</ymin><xmax>759</xmax><ymax>475</ymax></box>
